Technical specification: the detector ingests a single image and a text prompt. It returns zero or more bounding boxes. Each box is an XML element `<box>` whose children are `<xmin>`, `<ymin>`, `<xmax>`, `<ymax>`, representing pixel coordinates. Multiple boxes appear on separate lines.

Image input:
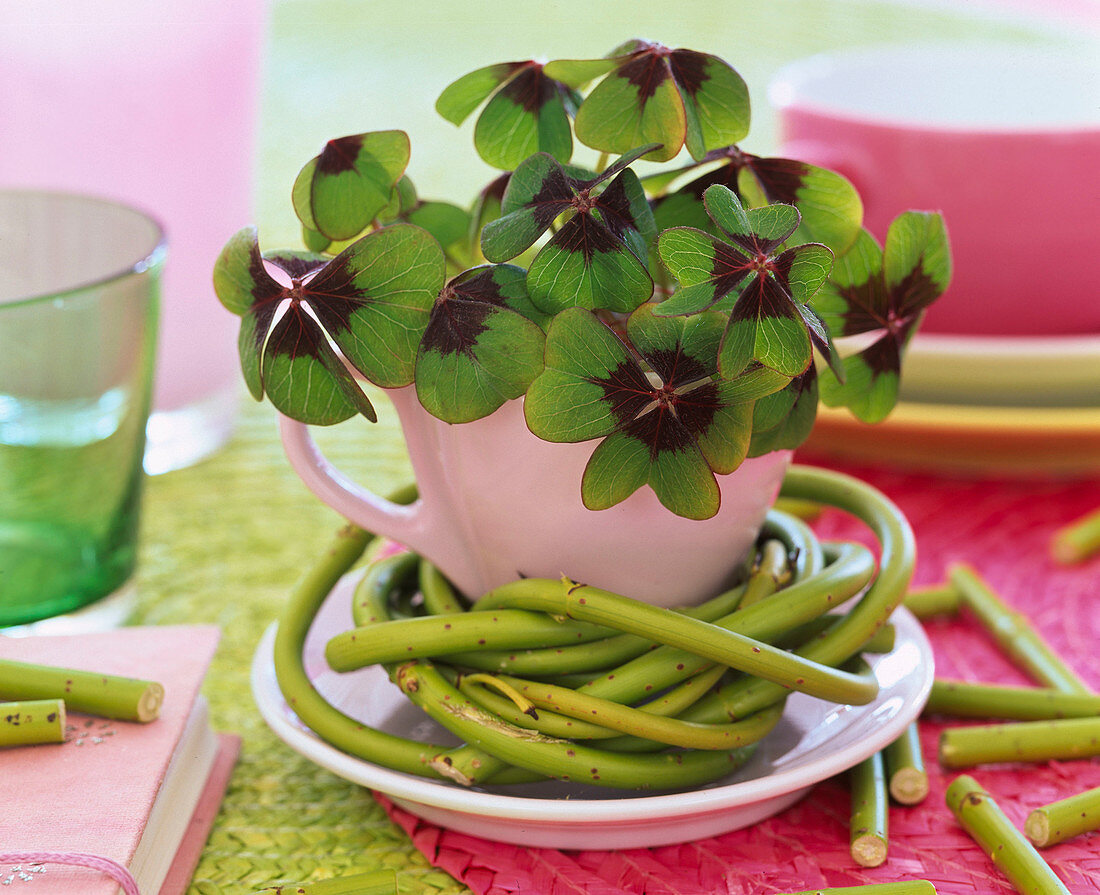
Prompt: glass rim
<box><xmin>0</xmin><ymin>188</ymin><xmax>168</xmax><ymax>311</ymax></box>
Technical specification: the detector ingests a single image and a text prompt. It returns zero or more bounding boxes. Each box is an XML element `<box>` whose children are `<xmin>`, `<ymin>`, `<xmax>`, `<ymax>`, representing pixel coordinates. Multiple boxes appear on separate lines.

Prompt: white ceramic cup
<box><xmin>281</xmin><ymin>387</ymin><xmax>792</xmax><ymax>608</ymax></box>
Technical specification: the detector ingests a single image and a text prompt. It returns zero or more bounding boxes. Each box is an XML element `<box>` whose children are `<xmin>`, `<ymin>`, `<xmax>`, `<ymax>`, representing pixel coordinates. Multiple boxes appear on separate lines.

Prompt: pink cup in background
<box><xmin>768</xmin><ymin>42</ymin><xmax>1100</xmax><ymax>337</ymax></box>
<box><xmin>0</xmin><ymin>2</ymin><xmax>269</xmax><ymax>472</ymax></box>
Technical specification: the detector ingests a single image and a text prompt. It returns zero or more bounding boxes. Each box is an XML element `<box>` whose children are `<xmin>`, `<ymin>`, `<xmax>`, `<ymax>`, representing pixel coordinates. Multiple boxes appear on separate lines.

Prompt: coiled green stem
<box><xmin>271</xmin><ymin>465</ymin><xmax>917</xmax><ymax>791</ymax></box>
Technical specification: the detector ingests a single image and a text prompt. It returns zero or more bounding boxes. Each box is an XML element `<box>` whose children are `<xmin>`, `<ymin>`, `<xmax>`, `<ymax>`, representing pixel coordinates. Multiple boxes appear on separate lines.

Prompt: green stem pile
<box><xmin>273</xmin><ymin>465</ymin><xmax>915</xmax><ymax>790</ymax></box>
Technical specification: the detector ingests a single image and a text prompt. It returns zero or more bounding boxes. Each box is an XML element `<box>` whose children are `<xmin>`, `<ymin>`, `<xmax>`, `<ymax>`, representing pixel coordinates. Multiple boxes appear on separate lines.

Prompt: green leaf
<box><xmin>574</xmin><ymin>60</ymin><xmax>684</xmax><ymax>163</ymax></box>
<box><xmin>415</xmin><ymin>266</ymin><xmax>545</xmax><ymax>424</ymax></box>
<box><xmin>738</xmin><ymin>159</ymin><xmax>863</xmax><ymax>254</ymax></box>
<box><xmin>473</xmin><ymin>68</ymin><xmax>573</xmax><ymax>168</ymax></box>
<box><xmin>721</xmin><ymin>274</ymin><xmax>812</xmax><ymax>378</ymax></box>
<box><xmin>307</xmin><ymin>224</ymin><xmax>446</xmax><ymax>388</ymax></box>
<box><xmin>818</xmin><ymin>338</ymin><xmax>901</xmax><ymax>424</ymax></box>
<box><xmin>656</xmin><ymin>226</ymin><xmax>720</xmax><ymax>288</ymax></box>
<box><xmin>213</xmin><ymin>227</ymin><xmax>271</xmax><ymax>316</ymax></box>
<box><xmin>523</xmin><ymin>308</ymin><xmax>639</xmax><ymax>443</ymax></box>
<box><xmin>883</xmin><ymin>211</ymin><xmax>952</xmax><ymax>314</ymax></box>
<box><xmin>580</xmin><ymin>432</ymin><xmax>652</xmax><ymax>511</ymax></box>
<box><xmin>687</xmin><ymin>52</ymin><xmax>751</xmax><ymax>154</ymax></box>
<box><xmin>436</xmin><ymin>62</ymin><xmax>521</xmax><ymax>125</ymax></box>
<box><xmin>526</xmin><ymin>221</ymin><xmax>652</xmax><ymax>314</ymax></box>
<box><xmin>748</xmin><ymin>369</ymin><xmax>819</xmax><ymax>456</ymax></box>
<box><xmin>407</xmin><ymin>202</ymin><xmax>471</xmax><ymax>254</ymax></box>
<box><xmin>779</xmin><ymin>243</ymin><xmax>833</xmax><ymax>304</ymax></box>
<box><xmin>291</xmin><ymin>131</ymin><xmax>411</xmax><ymax>241</ymax></box>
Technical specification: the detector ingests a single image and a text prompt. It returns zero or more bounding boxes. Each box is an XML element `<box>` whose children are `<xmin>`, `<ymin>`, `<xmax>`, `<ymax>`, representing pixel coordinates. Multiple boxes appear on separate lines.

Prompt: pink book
<box><xmin>0</xmin><ymin>625</ymin><xmax>239</xmax><ymax>895</ymax></box>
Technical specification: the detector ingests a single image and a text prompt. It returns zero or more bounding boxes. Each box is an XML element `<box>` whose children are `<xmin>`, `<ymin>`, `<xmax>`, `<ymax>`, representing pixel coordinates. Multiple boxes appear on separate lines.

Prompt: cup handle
<box><xmin>279</xmin><ymin>415</ymin><xmax>435</xmax><ymax>545</ymax></box>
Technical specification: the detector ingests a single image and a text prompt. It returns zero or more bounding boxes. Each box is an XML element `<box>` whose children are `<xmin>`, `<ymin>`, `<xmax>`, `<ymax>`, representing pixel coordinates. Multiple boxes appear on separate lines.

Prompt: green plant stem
<box><xmin>939</xmin><ymin>717</ymin><xmax>1100</xmax><ymax>768</ymax></box>
<box><xmin>771</xmin><ymin>496</ymin><xmax>824</xmax><ymax>523</ymax></box>
<box><xmin>477</xmin><ymin>577</ymin><xmax>878</xmax><ymax>706</ymax></box>
<box><xmin>445</xmin><ymin>571</ymin><xmax>752</xmax><ymax>676</ymax></box>
<box><xmin>949</xmin><ymin>563</ymin><xmax>1090</xmax><ymax>694</ymax></box>
<box><xmin>257</xmin><ymin>869</ymin><xmax>397</xmax><ymax>894</ymax></box>
<box><xmin>884</xmin><ymin>722</ymin><xmax>928</xmax><ymax>805</ymax></box>
<box><xmin>849</xmin><ymin>749</ymin><xmax>888</xmax><ymax>867</ymax></box>
<box><xmin>925</xmin><ymin>679</ymin><xmax>1100</xmax><ymax>721</ymax></box>
<box><xmin>496</xmin><ymin>672</ymin><xmax>786</xmax><ymax>750</ymax></box>
<box><xmin>0</xmin><ymin>699</ymin><xmax>66</xmax><ymax>747</ymax></box>
<box><xmin>902</xmin><ymin>583</ymin><xmax>960</xmax><ymax>619</ymax></box>
<box><xmin>682</xmin><ymin>466</ymin><xmax>914</xmax><ymax>723</ymax></box>
<box><xmin>946</xmin><ymin>775</ymin><xmax>1070</xmax><ymax>894</ymax></box>
<box><xmin>270</xmin><ymin>493</ymin><xmax>481</xmax><ymax>782</ymax></box>
<box><xmin>419</xmin><ymin>561</ymin><xmax>466</xmax><ymax>615</ymax></box>
<box><xmin>1026</xmin><ymin>784</ymin><xmax>1100</xmax><ymax>848</ymax></box>
<box><xmin>0</xmin><ymin>659</ymin><xmax>162</xmax><ymax>723</ymax></box>
<box><xmin>394</xmin><ymin>659</ymin><xmax>754</xmax><ymax>789</ymax></box>
<box><xmin>326</xmin><ymin>607</ymin><xmax>618</xmax><ymax>671</ymax></box>
<box><xmin>573</xmin><ymin>540</ymin><xmax>876</xmax><ymax>709</ymax></box>
<box><xmin>1050</xmin><ymin>507</ymin><xmax>1100</xmax><ymax>565</ymax></box>
<box><xmin>777</xmin><ymin>884</ymin><xmax>937</xmax><ymax>895</ymax></box>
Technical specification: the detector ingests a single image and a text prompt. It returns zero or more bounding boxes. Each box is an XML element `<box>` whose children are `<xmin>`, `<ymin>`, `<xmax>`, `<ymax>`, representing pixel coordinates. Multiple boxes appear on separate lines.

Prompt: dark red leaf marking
<box><xmin>420</xmin><ymin>268</ymin><xmax>508</xmax><ymax>356</ymax></box>
<box><xmin>591</xmin><ymin>359</ymin><xmax>656</xmax><ymax>428</ymax></box>
<box><xmin>316</xmin><ymin>135</ymin><xmax>365</xmax><ymax>176</ymax></box>
<box><xmin>892</xmin><ymin>263</ymin><xmax>944</xmax><ymax>319</ymax></box>
<box><xmin>499</xmin><ymin>63</ymin><xmax>556</xmax><ymax>113</ymax></box>
<box><xmin>731</xmin><ymin>270</ymin><xmax>800</xmax><ymax>325</ymax></box>
<box><xmin>550</xmin><ymin>210</ymin><xmax>622</xmax><ymax>262</ymax></box>
<box><xmin>618</xmin><ymin>50</ymin><xmax>671</xmax><ymax>104</ymax></box>
<box><xmin>667</xmin><ymin>49</ymin><xmax>712</xmax><ymax>98</ymax></box>
<box><xmin>744</xmin><ymin>155</ymin><xmax>811</xmax><ymax>206</ymax></box>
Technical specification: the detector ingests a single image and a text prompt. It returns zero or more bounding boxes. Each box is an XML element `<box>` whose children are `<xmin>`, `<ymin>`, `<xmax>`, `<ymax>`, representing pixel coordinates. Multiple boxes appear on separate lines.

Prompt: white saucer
<box><xmin>899</xmin><ymin>332</ymin><xmax>1100</xmax><ymax>407</ymax></box>
<box><xmin>251</xmin><ymin>571</ymin><xmax>934</xmax><ymax>849</ymax></box>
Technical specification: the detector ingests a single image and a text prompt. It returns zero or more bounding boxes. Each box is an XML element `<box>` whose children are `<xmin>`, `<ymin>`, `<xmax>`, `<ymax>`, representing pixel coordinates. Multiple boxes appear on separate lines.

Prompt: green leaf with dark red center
<box><xmin>437</xmin><ymin>60</ymin><xmax>579</xmax><ymax>169</ymax></box>
<box><xmin>414</xmin><ymin>265</ymin><xmax>546</xmax><ymax>424</ymax></box>
<box><xmin>656</xmin><ymin>187</ymin><xmax>832</xmax><ymax>378</ymax></box>
<box><xmin>481</xmin><ymin>149</ymin><xmax>657</xmax><ymax>313</ymax></box>
<box><xmin>212</xmin><ymin>224</ymin><xmax>445</xmax><ymax>425</ymax></box>
<box><xmin>747</xmin><ymin>368</ymin><xmax>819</xmax><ymax>456</ymax></box>
<box><xmin>523</xmin><ymin>305</ymin><xmax>787</xmax><ymax>519</ymax></box>
<box><xmin>291</xmin><ymin>131</ymin><xmax>411</xmax><ymax>241</ymax></box>
<box><xmin>812</xmin><ymin>213</ymin><xmax>950</xmax><ymax>422</ymax></box>
<box><xmin>562</xmin><ymin>41</ymin><xmax>749</xmax><ymax>163</ymax></box>
<box><xmin>650</xmin><ymin>146</ymin><xmax>863</xmax><ymax>254</ymax></box>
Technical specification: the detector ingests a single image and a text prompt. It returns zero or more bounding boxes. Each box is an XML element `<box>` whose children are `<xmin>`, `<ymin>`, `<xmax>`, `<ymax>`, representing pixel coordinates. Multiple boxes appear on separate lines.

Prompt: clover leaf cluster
<box><xmin>214</xmin><ymin>39</ymin><xmax>952</xmax><ymax>520</ymax></box>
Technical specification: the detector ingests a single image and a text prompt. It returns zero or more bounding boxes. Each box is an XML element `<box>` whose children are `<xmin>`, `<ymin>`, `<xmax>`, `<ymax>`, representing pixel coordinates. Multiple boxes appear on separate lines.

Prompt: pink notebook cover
<box><xmin>0</xmin><ymin>626</ymin><xmax>224</xmax><ymax>894</ymax></box>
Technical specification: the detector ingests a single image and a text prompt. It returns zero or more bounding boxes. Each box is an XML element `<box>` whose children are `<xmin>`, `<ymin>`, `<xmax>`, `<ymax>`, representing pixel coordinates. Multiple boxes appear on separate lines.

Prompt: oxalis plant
<box><xmin>214</xmin><ymin>39</ymin><xmax>951</xmax><ymax>521</ymax></box>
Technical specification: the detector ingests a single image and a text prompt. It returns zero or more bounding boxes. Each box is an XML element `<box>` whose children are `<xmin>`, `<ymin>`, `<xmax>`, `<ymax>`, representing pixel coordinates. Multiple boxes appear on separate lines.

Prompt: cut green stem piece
<box><xmin>940</xmin><ymin>717</ymin><xmax>1100</xmax><ymax>768</ymax></box>
<box><xmin>849</xmin><ymin>749</ymin><xmax>888</xmax><ymax>867</ymax></box>
<box><xmin>926</xmin><ymin>679</ymin><xmax>1100</xmax><ymax>721</ymax></box>
<box><xmin>946</xmin><ymin>775</ymin><xmax>1070</xmax><ymax>895</ymax></box>
<box><xmin>257</xmin><ymin>869</ymin><xmax>397</xmax><ymax>894</ymax></box>
<box><xmin>949</xmin><ymin>563</ymin><xmax>1090</xmax><ymax>695</ymax></box>
<box><xmin>0</xmin><ymin>699</ymin><xmax>66</xmax><ymax>747</ymax></box>
<box><xmin>1050</xmin><ymin>507</ymin><xmax>1100</xmax><ymax>565</ymax></box>
<box><xmin>741</xmin><ymin>539</ymin><xmax>789</xmax><ymax>607</ymax></box>
<box><xmin>884</xmin><ymin>722</ymin><xmax>928</xmax><ymax>805</ymax></box>
<box><xmin>0</xmin><ymin>659</ymin><xmax>162</xmax><ymax>723</ymax></box>
<box><xmin>902</xmin><ymin>583</ymin><xmax>960</xmax><ymax>620</ymax></box>
<box><xmin>1026</xmin><ymin>783</ymin><xmax>1100</xmax><ymax>848</ymax></box>
<box><xmin>777</xmin><ymin>883</ymin><xmax>937</xmax><ymax>895</ymax></box>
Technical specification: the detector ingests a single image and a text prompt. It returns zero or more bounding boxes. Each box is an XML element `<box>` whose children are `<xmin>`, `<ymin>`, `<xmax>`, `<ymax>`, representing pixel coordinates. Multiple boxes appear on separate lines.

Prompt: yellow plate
<box><xmin>801</xmin><ymin>402</ymin><xmax>1100</xmax><ymax>477</ymax></box>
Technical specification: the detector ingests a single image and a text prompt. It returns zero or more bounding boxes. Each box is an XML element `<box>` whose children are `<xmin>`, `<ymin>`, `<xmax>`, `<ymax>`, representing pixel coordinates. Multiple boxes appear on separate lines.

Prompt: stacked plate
<box><xmin>804</xmin><ymin>333</ymin><xmax>1100</xmax><ymax>476</ymax></box>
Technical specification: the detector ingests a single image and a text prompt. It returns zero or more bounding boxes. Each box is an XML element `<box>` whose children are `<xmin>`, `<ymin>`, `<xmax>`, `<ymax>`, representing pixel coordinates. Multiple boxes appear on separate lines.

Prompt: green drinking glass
<box><xmin>0</xmin><ymin>191</ymin><xmax>165</xmax><ymax>630</ymax></box>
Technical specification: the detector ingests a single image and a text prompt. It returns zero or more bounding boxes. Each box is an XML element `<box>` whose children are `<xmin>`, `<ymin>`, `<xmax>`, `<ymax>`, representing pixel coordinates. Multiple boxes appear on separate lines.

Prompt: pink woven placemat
<box><xmin>379</xmin><ymin>460</ymin><xmax>1100</xmax><ymax>894</ymax></box>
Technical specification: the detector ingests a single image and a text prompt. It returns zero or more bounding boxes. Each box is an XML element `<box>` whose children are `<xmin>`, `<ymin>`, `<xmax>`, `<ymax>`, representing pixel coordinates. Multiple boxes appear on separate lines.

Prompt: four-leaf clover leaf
<box><xmin>480</xmin><ymin>146</ymin><xmax>658</xmax><ymax>314</ymax></box>
<box><xmin>545</xmin><ymin>39</ymin><xmax>750</xmax><ymax>163</ymax></box>
<box><xmin>656</xmin><ymin>184</ymin><xmax>837</xmax><ymax>379</ymax></box>
<box><xmin>213</xmin><ymin>224</ymin><xmax>445</xmax><ymax>425</ymax></box>
<box><xmin>812</xmin><ymin>212</ymin><xmax>952</xmax><ymax>422</ymax></box>
<box><xmin>523</xmin><ymin>304</ymin><xmax>789</xmax><ymax>519</ymax></box>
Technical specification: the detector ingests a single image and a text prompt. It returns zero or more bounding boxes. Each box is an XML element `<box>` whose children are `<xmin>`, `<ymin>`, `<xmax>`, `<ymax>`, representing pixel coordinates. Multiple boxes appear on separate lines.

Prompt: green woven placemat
<box><xmin>135</xmin><ymin>393</ymin><xmax>469</xmax><ymax>895</ymax></box>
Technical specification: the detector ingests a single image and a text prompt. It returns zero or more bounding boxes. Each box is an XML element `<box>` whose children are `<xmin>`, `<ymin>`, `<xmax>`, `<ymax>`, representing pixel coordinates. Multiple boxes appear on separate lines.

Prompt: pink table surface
<box><xmin>380</xmin><ymin>458</ymin><xmax>1100</xmax><ymax>894</ymax></box>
